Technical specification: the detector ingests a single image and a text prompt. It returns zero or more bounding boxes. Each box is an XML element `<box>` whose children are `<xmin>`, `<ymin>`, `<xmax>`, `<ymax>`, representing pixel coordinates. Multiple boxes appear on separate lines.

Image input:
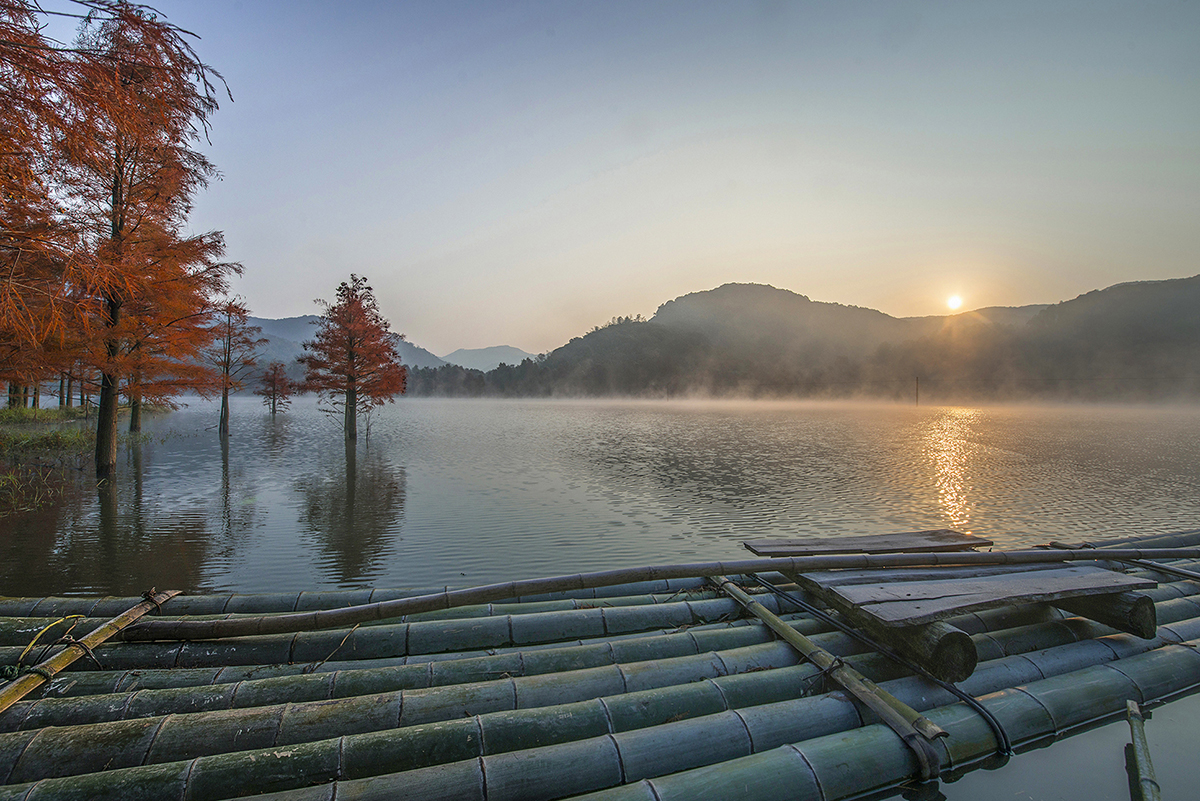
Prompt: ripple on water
<box><xmin>2</xmin><ymin>398</ymin><xmax>1198</xmax><ymax>594</ymax></box>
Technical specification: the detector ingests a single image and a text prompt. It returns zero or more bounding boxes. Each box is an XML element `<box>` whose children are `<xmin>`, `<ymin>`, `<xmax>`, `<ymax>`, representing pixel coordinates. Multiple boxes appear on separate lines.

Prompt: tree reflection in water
<box><xmin>295</xmin><ymin>439</ymin><xmax>406</xmax><ymax>586</ymax></box>
<box><xmin>90</xmin><ymin>443</ymin><xmax>213</xmax><ymax>594</ymax></box>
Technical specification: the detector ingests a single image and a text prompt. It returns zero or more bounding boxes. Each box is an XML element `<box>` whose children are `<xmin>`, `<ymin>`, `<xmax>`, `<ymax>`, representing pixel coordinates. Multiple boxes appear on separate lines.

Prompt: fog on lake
<box><xmin>4</xmin><ymin>396</ymin><xmax>1199</xmax><ymax>596</ymax></box>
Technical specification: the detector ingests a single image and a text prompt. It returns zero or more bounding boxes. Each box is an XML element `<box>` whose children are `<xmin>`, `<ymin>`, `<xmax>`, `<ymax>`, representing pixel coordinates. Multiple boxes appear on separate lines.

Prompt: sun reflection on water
<box><xmin>924</xmin><ymin>407</ymin><xmax>980</xmax><ymax>532</ymax></box>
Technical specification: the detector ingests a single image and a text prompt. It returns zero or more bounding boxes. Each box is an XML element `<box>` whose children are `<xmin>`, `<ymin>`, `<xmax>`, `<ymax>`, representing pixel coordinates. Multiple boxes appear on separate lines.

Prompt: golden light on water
<box><xmin>925</xmin><ymin>408</ymin><xmax>978</xmax><ymax>532</ymax></box>
<box><xmin>947</xmin><ymin>295</ymin><xmax>963</xmax><ymax>310</ymax></box>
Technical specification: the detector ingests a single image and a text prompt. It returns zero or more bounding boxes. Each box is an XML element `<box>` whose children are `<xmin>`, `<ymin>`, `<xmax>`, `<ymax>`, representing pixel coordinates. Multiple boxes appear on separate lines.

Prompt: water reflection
<box><xmin>294</xmin><ymin>440</ymin><xmax>406</xmax><ymax>586</ymax></box>
<box><xmin>923</xmin><ymin>408</ymin><xmax>979</xmax><ymax>532</ymax></box>
<box><xmin>89</xmin><ymin>445</ymin><xmax>212</xmax><ymax>594</ymax></box>
<box><xmin>3</xmin><ymin>398</ymin><xmax>1199</xmax><ymax>593</ymax></box>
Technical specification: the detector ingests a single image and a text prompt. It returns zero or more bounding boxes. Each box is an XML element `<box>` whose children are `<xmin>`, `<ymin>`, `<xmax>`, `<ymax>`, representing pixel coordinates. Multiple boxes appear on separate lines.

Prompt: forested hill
<box><xmin>407</xmin><ymin>275</ymin><xmax>1200</xmax><ymax>402</ymax></box>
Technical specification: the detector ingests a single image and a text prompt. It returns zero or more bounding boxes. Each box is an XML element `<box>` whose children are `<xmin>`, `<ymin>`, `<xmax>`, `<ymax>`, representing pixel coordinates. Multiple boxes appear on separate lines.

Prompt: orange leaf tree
<box><xmin>0</xmin><ymin>0</ymin><xmax>80</xmax><ymax>394</ymax></box>
<box><xmin>300</xmin><ymin>275</ymin><xmax>406</xmax><ymax>440</ymax></box>
<box><xmin>204</xmin><ymin>297</ymin><xmax>265</xmax><ymax>436</ymax></box>
<box><xmin>54</xmin><ymin>3</ymin><xmax>237</xmax><ymax>475</ymax></box>
<box><xmin>255</xmin><ymin>361</ymin><xmax>294</xmax><ymax>417</ymax></box>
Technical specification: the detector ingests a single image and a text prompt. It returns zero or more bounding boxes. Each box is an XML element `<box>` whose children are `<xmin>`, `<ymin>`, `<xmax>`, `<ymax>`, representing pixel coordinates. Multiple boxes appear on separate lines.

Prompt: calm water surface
<box><xmin>3</xmin><ymin>396</ymin><xmax>1198</xmax><ymax>595</ymax></box>
<box><xmin>4</xmin><ymin>397</ymin><xmax>1200</xmax><ymax>800</ymax></box>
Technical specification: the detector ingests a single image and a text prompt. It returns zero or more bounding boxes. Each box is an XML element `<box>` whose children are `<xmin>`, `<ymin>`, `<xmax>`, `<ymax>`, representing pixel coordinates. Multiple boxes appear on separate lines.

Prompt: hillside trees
<box><xmin>300</xmin><ymin>275</ymin><xmax>407</xmax><ymax>440</ymax></box>
<box><xmin>1</xmin><ymin>1</ymin><xmax>237</xmax><ymax>475</ymax></box>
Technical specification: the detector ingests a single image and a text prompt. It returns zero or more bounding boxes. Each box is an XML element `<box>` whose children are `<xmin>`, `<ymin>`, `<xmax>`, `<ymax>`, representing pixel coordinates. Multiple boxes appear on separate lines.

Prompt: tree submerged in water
<box><xmin>255</xmin><ymin>362</ymin><xmax>294</xmax><ymax>416</ymax></box>
<box><xmin>299</xmin><ymin>275</ymin><xmax>406</xmax><ymax>439</ymax></box>
<box><xmin>205</xmin><ymin>298</ymin><xmax>265</xmax><ymax>436</ymax></box>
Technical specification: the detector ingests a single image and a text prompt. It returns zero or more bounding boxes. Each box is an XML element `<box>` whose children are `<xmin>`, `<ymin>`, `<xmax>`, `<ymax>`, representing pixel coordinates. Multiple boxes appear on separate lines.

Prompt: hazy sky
<box><xmin>48</xmin><ymin>1</ymin><xmax>1200</xmax><ymax>355</ymax></box>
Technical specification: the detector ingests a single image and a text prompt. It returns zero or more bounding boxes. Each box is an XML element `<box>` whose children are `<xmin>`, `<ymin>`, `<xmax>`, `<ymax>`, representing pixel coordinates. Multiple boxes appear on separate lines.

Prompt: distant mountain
<box><xmin>653</xmin><ymin>283</ymin><xmax>910</xmax><ymax>356</ymax></box>
<box><xmin>408</xmin><ymin>275</ymin><xmax>1200</xmax><ymax>401</ymax></box>
<box><xmin>441</xmin><ymin>346</ymin><xmax>535</xmax><ymax>372</ymax></box>
<box><xmin>248</xmin><ymin>315</ymin><xmax>445</xmax><ymax>385</ymax></box>
<box><xmin>252</xmin><ymin>315</ymin><xmax>318</xmax><ymax>343</ymax></box>
<box><xmin>904</xmin><ymin>304</ymin><xmax>1051</xmax><ymax>337</ymax></box>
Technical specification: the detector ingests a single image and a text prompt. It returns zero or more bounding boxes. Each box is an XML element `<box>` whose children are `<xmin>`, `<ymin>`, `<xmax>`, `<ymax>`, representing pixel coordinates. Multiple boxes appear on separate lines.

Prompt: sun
<box><xmin>947</xmin><ymin>295</ymin><xmax>963</xmax><ymax>311</ymax></box>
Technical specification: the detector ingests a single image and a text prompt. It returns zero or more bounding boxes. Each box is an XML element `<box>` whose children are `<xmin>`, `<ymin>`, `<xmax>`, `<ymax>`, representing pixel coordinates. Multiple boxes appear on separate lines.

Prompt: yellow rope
<box><xmin>15</xmin><ymin>615</ymin><xmax>84</xmax><ymax>666</ymax></box>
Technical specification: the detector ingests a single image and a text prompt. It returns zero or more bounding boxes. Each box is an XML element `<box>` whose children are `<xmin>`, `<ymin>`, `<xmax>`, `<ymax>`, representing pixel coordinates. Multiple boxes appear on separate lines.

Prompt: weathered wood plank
<box><xmin>816</xmin><ymin>567</ymin><xmax>1153</xmax><ymax>626</ymax></box>
<box><xmin>743</xmin><ymin>529</ymin><xmax>991</xmax><ymax>557</ymax></box>
<box><xmin>797</xmin><ymin>561</ymin><xmax>1070</xmax><ymax>588</ymax></box>
<box><xmin>781</xmin><ymin>570</ymin><xmax>978</xmax><ymax>682</ymax></box>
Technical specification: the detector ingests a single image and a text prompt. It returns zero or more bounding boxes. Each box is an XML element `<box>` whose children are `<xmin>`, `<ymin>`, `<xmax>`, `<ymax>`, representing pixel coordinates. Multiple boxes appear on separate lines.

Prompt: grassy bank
<box><xmin>0</xmin><ymin>408</ymin><xmax>93</xmax><ymax>515</ymax></box>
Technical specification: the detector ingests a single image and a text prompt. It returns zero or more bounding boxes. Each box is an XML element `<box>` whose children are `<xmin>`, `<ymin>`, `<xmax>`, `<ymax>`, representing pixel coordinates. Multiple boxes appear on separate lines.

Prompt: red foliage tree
<box><xmin>255</xmin><ymin>361</ymin><xmax>294</xmax><ymax>416</ymax></box>
<box><xmin>0</xmin><ymin>0</ymin><xmax>78</xmax><ymax>389</ymax></box>
<box><xmin>204</xmin><ymin>297</ymin><xmax>265</xmax><ymax>436</ymax></box>
<box><xmin>300</xmin><ymin>275</ymin><xmax>406</xmax><ymax>440</ymax></box>
<box><xmin>54</xmin><ymin>3</ymin><xmax>236</xmax><ymax>475</ymax></box>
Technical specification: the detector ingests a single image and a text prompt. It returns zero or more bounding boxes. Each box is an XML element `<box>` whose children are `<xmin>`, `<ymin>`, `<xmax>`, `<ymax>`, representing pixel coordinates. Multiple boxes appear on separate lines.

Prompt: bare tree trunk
<box><xmin>344</xmin><ymin>381</ymin><xmax>357</xmax><ymax>440</ymax></box>
<box><xmin>219</xmin><ymin>386</ymin><xmax>230</xmax><ymax>437</ymax></box>
<box><xmin>96</xmin><ymin>296</ymin><xmax>121</xmax><ymax>479</ymax></box>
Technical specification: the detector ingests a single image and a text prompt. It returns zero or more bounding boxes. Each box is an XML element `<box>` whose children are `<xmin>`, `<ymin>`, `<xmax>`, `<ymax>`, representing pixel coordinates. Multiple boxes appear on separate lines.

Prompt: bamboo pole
<box><xmin>1052</xmin><ymin>592</ymin><xmax>1157</xmax><ymax>638</ymax></box>
<box><xmin>117</xmin><ymin>549</ymin><xmax>1200</xmax><ymax>642</ymax></box>
<box><xmin>18</xmin><ymin>575</ymin><xmax>1200</xmax><ymax>707</ymax></box>
<box><xmin>0</xmin><ymin>591</ymin><xmax>178</xmax><ymax>716</ymax></box>
<box><xmin>0</xmin><ymin>595</ymin><xmax>789</xmax><ymax>674</ymax></box>
<box><xmin>9</xmin><ymin>599</ymin><xmax>1193</xmax><ymax>781</ymax></box>
<box><xmin>566</xmin><ymin>641</ymin><xmax>1200</xmax><ymax>801</ymax></box>
<box><xmin>711</xmin><ymin>576</ymin><xmax>945</xmax><ymax>779</ymax></box>
<box><xmin>15</xmin><ymin>630</ymin><xmax>1200</xmax><ymax>801</ymax></box>
<box><xmin>0</xmin><ymin>579</ymin><xmax>714</xmax><ymax>619</ymax></box>
<box><xmin>4</xmin><ymin>616</ymin><xmax>1198</xmax><ymax>799</ymax></box>
<box><xmin>1125</xmin><ymin>700</ymin><xmax>1161</xmax><ymax>801</ymax></box>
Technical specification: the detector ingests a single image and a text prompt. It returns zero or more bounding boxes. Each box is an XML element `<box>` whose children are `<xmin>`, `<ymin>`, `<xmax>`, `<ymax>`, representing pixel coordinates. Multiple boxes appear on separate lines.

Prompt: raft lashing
<box><xmin>1</xmin><ymin>531</ymin><xmax>1199</xmax><ymax>800</ymax></box>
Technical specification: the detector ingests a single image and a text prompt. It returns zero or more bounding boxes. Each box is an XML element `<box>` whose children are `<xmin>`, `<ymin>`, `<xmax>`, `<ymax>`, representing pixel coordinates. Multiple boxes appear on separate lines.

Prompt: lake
<box><xmin>4</xmin><ymin>395</ymin><xmax>1200</xmax><ymax>800</ymax></box>
<box><xmin>4</xmin><ymin>396</ymin><xmax>1198</xmax><ymax>596</ymax></box>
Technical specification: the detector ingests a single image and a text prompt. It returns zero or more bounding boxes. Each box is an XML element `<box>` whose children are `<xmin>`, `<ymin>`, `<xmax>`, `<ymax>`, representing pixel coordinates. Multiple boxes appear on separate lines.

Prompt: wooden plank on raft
<box><xmin>798</xmin><ymin>561</ymin><xmax>1071</xmax><ymax>589</ymax></box>
<box><xmin>806</xmin><ymin>566</ymin><xmax>1154</xmax><ymax>626</ymax></box>
<box><xmin>742</xmin><ymin>529</ymin><xmax>992</xmax><ymax>557</ymax></box>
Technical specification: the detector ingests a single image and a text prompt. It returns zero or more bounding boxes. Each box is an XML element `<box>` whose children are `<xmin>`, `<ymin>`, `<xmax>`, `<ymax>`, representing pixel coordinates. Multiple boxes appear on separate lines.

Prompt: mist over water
<box><xmin>3</xmin><ymin>396</ymin><xmax>1199</xmax><ymax>596</ymax></box>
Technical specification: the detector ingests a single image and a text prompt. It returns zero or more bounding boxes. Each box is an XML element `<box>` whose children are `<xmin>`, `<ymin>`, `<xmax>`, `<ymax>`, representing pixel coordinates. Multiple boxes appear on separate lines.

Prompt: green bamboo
<box><xmin>0</xmin><ymin>594</ymin><xmax>786</xmax><ymax>675</ymax></box>
<box><xmin>1052</xmin><ymin>592</ymin><xmax>1157</xmax><ymax>638</ymax></box>
<box><xmin>19</xmin><ymin>614</ymin><xmax>797</xmax><ymax>700</ymax></box>
<box><xmin>4</xmin><ymin>621</ymin><xmax>1197</xmax><ymax>799</ymax></box>
<box><xmin>14</xmin><ymin>581</ymin><xmax>1192</xmax><ymax>790</ymax></box>
<box><xmin>19</xmin><ymin>576</ymin><xmax>1199</xmax><ymax>711</ymax></box>
<box><xmin>566</xmin><ymin>640</ymin><xmax>1200</xmax><ymax>801</ymax></box>
<box><xmin>1125</xmin><ymin>700</ymin><xmax>1161</xmax><ymax>801</ymax></box>
<box><xmin>115</xmin><ymin>548</ymin><xmax>1200</xmax><ymax>642</ymax></box>
<box><xmin>711</xmin><ymin>576</ymin><xmax>944</xmax><ymax>776</ymax></box>
<box><xmin>0</xmin><ymin>591</ymin><xmax>179</xmax><ymax>716</ymax></box>
<box><xmin>0</xmin><ymin>578</ymin><xmax>714</xmax><ymax>621</ymax></box>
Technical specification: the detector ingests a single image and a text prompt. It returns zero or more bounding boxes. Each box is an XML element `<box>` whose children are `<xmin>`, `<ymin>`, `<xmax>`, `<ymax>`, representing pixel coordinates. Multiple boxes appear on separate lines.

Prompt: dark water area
<box><xmin>3</xmin><ymin>396</ymin><xmax>1199</xmax><ymax>596</ymax></box>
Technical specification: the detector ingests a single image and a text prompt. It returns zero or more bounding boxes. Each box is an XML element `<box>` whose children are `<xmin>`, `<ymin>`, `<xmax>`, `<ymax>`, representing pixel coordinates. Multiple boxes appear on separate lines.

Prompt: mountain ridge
<box><xmin>407</xmin><ymin>274</ymin><xmax>1200</xmax><ymax>401</ymax></box>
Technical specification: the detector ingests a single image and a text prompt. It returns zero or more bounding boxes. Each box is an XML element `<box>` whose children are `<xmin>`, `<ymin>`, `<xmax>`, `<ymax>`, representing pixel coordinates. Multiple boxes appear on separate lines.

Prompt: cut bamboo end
<box><xmin>1053</xmin><ymin>592</ymin><xmax>1157</xmax><ymax>639</ymax></box>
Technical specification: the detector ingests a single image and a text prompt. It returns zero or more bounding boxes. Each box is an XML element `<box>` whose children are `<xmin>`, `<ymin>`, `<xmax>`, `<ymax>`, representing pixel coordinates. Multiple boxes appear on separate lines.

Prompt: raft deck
<box><xmin>0</xmin><ymin>531</ymin><xmax>1198</xmax><ymax>801</ymax></box>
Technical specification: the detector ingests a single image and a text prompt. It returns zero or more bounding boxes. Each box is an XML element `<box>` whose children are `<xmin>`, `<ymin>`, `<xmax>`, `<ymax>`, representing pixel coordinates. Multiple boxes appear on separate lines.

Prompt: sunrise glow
<box><xmin>947</xmin><ymin>295</ymin><xmax>963</xmax><ymax>310</ymax></box>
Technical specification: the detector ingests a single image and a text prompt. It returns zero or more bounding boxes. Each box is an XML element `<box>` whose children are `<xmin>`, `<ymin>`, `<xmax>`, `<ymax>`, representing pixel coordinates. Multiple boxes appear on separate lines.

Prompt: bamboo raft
<box><xmin>1</xmin><ymin>530</ymin><xmax>1199</xmax><ymax>800</ymax></box>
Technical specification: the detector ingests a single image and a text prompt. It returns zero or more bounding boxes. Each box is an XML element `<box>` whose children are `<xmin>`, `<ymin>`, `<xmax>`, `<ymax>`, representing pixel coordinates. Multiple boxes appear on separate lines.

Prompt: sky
<box><xmin>44</xmin><ymin>1</ymin><xmax>1200</xmax><ymax>356</ymax></box>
